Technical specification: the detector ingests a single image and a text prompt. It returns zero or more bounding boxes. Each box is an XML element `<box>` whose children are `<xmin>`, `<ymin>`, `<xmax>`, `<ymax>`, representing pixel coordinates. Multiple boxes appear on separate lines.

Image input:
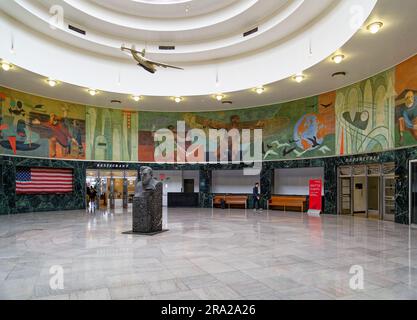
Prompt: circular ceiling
<box><xmin>0</xmin><ymin>0</ymin><xmax>376</xmax><ymax>97</ymax></box>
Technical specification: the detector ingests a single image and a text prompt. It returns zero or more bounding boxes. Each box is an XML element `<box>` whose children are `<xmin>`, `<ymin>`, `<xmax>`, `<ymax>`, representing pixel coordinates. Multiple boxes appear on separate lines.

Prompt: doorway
<box><xmin>337</xmin><ymin>162</ymin><xmax>395</xmax><ymax>220</ymax></box>
<box><xmin>86</xmin><ymin>169</ymin><xmax>137</xmax><ymax>209</ymax></box>
<box><xmin>183</xmin><ymin>179</ymin><xmax>195</xmax><ymax>193</ymax></box>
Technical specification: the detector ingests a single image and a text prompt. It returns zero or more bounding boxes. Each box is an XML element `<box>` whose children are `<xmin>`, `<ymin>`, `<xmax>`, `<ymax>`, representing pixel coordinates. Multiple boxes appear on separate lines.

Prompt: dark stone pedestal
<box><xmin>123</xmin><ymin>182</ymin><xmax>167</xmax><ymax>236</ymax></box>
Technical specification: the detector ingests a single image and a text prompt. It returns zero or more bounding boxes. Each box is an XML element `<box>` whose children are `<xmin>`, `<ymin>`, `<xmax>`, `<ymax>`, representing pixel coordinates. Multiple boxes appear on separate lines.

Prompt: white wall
<box><xmin>212</xmin><ymin>170</ymin><xmax>260</xmax><ymax>194</ymax></box>
<box><xmin>274</xmin><ymin>167</ymin><xmax>324</xmax><ymax>195</ymax></box>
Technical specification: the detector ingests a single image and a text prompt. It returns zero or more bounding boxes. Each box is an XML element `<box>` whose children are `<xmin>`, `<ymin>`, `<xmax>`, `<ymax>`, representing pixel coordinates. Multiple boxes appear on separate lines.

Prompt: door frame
<box><xmin>382</xmin><ymin>175</ymin><xmax>395</xmax><ymax>222</ymax></box>
<box><xmin>338</xmin><ymin>163</ymin><xmax>395</xmax><ymax>220</ymax></box>
<box><xmin>409</xmin><ymin>160</ymin><xmax>417</xmax><ymax>226</ymax></box>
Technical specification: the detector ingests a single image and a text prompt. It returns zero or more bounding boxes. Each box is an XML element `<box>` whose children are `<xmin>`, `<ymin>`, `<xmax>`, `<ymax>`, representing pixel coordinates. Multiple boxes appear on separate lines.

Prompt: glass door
<box><xmin>340</xmin><ymin>177</ymin><xmax>352</xmax><ymax>215</ymax></box>
<box><xmin>367</xmin><ymin>164</ymin><xmax>381</xmax><ymax>220</ymax></box>
<box><xmin>383</xmin><ymin>177</ymin><xmax>395</xmax><ymax>222</ymax></box>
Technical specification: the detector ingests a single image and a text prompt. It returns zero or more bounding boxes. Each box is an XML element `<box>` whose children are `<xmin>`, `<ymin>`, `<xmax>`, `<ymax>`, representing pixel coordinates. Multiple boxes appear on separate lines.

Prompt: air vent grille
<box><xmin>243</xmin><ymin>27</ymin><xmax>258</xmax><ymax>37</ymax></box>
<box><xmin>68</xmin><ymin>24</ymin><xmax>86</xmax><ymax>35</ymax></box>
<box><xmin>159</xmin><ymin>46</ymin><xmax>175</xmax><ymax>50</ymax></box>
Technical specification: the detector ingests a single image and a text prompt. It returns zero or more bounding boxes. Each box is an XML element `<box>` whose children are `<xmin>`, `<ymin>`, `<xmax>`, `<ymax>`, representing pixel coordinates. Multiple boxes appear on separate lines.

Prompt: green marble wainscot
<box><xmin>0</xmin><ymin>155</ymin><xmax>87</xmax><ymax>214</ymax></box>
<box><xmin>395</xmin><ymin>146</ymin><xmax>417</xmax><ymax>225</ymax></box>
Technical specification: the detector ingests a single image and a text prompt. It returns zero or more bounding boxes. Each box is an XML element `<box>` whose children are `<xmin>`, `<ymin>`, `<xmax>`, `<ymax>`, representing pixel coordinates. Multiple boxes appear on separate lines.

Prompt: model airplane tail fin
<box><xmin>141</xmin><ymin>49</ymin><xmax>146</xmax><ymax>57</ymax></box>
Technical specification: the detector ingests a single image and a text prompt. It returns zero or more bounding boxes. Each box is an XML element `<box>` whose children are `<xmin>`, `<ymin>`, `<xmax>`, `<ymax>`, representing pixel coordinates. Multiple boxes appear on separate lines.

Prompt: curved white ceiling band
<box><xmin>5</xmin><ymin>0</ymin><xmax>316</xmax><ymax>63</ymax></box>
<box><xmin>61</xmin><ymin>0</ymin><xmax>260</xmax><ymax>32</ymax></box>
<box><xmin>0</xmin><ymin>0</ymin><xmax>377</xmax><ymax>97</ymax></box>
<box><xmin>93</xmin><ymin>0</ymin><xmax>237</xmax><ymax>19</ymax></box>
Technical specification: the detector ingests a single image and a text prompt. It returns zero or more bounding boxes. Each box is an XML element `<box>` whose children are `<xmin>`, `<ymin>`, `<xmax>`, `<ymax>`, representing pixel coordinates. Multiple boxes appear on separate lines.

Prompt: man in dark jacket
<box><xmin>253</xmin><ymin>182</ymin><xmax>262</xmax><ymax>212</ymax></box>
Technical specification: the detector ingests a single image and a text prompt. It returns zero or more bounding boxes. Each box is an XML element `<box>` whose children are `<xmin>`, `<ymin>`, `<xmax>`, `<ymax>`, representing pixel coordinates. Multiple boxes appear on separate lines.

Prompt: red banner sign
<box><xmin>309</xmin><ymin>179</ymin><xmax>322</xmax><ymax>212</ymax></box>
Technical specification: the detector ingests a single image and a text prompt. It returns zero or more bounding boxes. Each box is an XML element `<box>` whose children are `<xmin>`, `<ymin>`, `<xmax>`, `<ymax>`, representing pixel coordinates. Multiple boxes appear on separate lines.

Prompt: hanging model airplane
<box><xmin>121</xmin><ymin>45</ymin><xmax>184</xmax><ymax>74</ymax></box>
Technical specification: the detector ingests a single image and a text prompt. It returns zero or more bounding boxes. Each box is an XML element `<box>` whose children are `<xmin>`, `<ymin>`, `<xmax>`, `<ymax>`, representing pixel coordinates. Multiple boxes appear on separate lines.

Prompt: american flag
<box><xmin>16</xmin><ymin>167</ymin><xmax>73</xmax><ymax>194</ymax></box>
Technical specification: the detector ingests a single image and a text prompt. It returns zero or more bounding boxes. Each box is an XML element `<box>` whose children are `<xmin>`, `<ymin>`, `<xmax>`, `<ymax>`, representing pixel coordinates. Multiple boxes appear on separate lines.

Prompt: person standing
<box><xmin>253</xmin><ymin>182</ymin><xmax>262</xmax><ymax>212</ymax></box>
<box><xmin>89</xmin><ymin>186</ymin><xmax>97</xmax><ymax>211</ymax></box>
<box><xmin>86</xmin><ymin>185</ymin><xmax>91</xmax><ymax>210</ymax></box>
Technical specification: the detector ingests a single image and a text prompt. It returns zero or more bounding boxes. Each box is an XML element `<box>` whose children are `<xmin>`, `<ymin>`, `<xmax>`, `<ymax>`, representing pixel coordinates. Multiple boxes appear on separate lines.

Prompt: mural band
<box><xmin>1</xmin><ymin>55</ymin><xmax>417</xmax><ymax>162</ymax></box>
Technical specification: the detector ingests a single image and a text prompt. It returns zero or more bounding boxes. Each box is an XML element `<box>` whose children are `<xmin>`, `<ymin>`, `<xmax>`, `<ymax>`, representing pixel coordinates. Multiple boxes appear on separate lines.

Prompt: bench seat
<box><xmin>268</xmin><ymin>195</ymin><xmax>307</xmax><ymax>212</ymax></box>
<box><xmin>213</xmin><ymin>195</ymin><xmax>248</xmax><ymax>209</ymax></box>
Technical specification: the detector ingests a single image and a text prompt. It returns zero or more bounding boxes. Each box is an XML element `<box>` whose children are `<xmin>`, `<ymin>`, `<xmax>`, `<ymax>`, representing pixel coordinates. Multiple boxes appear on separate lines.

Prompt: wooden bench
<box><xmin>213</xmin><ymin>195</ymin><xmax>226</xmax><ymax>208</ymax></box>
<box><xmin>213</xmin><ymin>195</ymin><xmax>248</xmax><ymax>209</ymax></box>
<box><xmin>268</xmin><ymin>195</ymin><xmax>307</xmax><ymax>212</ymax></box>
<box><xmin>225</xmin><ymin>195</ymin><xmax>248</xmax><ymax>209</ymax></box>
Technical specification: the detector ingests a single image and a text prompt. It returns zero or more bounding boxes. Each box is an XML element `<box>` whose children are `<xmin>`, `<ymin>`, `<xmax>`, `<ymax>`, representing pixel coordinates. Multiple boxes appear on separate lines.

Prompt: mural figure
<box><xmin>0</xmin><ymin>87</ymin><xmax>86</xmax><ymax>159</ymax></box>
<box><xmin>31</xmin><ymin>108</ymin><xmax>83</xmax><ymax>158</ymax></box>
<box><xmin>397</xmin><ymin>90</ymin><xmax>417</xmax><ymax>145</ymax></box>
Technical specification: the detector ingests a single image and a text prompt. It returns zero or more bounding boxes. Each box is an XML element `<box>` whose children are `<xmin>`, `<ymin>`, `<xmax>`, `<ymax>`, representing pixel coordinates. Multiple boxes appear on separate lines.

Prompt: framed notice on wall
<box><xmin>308</xmin><ymin>179</ymin><xmax>322</xmax><ymax>216</ymax></box>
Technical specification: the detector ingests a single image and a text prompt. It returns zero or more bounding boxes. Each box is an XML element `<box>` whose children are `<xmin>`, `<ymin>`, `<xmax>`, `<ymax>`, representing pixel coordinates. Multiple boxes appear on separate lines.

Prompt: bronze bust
<box><xmin>135</xmin><ymin>166</ymin><xmax>160</xmax><ymax>196</ymax></box>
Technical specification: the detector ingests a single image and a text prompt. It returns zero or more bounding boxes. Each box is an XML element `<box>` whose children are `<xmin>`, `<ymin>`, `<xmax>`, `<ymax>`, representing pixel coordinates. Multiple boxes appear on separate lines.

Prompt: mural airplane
<box><xmin>121</xmin><ymin>45</ymin><xmax>184</xmax><ymax>74</ymax></box>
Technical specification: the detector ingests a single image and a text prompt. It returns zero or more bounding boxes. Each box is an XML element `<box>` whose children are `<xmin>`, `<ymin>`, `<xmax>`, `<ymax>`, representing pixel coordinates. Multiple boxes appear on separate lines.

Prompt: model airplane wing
<box><xmin>146</xmin><ymin>59</ymin><xmax>184</xmax><ymax>70</ymax></box>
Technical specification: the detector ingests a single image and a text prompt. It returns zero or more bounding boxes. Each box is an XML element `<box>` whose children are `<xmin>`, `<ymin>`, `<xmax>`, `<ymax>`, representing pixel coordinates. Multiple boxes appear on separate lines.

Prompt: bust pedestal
<box><xmin>132</xmin><ymin>187</ymin><xmax>162</xmax><ymax>233</ymax></box>
<box><xmin>124</xmin><ymin>181</ymin><xmax>167</xmax><ymax>236</ymax></box>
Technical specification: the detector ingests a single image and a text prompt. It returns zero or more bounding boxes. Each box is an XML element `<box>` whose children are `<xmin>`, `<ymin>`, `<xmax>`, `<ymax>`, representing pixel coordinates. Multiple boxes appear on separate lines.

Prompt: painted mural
<box><xmin>335</xmin><ymin>69</ymin><xmax>396</xmax><ymax>155</ymax></box>
<box><xmin>395</xmin><ymin>55</ymin><xmax>417</xmax><ymax>147</ymax></box>
<box><xmin>2</xmin><ymin>54</ymin><xmax>417</xmax><ymax>163</ymax></box>
<box><xmin>0</xmin><ymin>87</ymin><xmax>86</xmax><ymax>159</ymax></box>
<box><xmin>86</xmin><ymin>107</ymin><xmax>138</xmax><ymax>161</ymax></box>
<box><xmin>138</xmin><ymin>91</ymin><xmax>336</xmax><ymax>162</ymax></box>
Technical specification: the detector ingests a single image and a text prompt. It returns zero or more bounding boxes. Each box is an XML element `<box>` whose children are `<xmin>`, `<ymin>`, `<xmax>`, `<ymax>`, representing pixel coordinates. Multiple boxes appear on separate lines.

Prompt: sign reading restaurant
<box><xmin>93</xmin><ymin>163</ymin><xmax>131</xmax><ymax>169</ymax></box>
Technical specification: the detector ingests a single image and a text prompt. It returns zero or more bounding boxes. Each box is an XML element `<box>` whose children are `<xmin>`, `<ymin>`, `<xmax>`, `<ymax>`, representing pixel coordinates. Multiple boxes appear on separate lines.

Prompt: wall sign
<box><xmin>308</xmin><ymin>179</ymin><xmax>322</xmax><ymax>216</ymax></box>
<box><xmin>93</xmin><ymin>163</ymin><xmax>130</xmax><ymax>169</ymax></box>
<box><xmin>343</xmin><ymin>155</ymin><xmax>381</xmax><ymax>164</ymax></box>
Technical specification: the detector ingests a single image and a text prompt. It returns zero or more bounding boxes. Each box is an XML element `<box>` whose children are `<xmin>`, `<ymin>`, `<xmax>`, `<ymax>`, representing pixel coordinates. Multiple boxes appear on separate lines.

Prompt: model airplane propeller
<box><xmin>121</xmin><ymin>45</ymin><xmax>184</xmax><ymax>74</ymax></box>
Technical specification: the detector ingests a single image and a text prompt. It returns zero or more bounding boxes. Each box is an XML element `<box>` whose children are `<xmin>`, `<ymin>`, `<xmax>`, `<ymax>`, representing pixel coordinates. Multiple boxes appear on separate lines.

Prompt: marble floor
<box><xmin>0</xmin><ymin>207</ymin><xmax>417</xmax><ymax>300</ymax></box>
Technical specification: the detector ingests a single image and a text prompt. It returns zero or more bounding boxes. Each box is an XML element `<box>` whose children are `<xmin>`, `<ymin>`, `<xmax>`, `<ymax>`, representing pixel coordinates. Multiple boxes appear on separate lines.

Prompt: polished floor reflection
<box><xmin>0</xmin><ymin>207</ymin><xmax>417</xmax><ymax>300</ymax></box>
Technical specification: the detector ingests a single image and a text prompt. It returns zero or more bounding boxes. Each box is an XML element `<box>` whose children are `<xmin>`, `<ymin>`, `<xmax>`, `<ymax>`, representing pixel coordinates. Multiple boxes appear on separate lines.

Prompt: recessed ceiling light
<box><xmin>88</xmin><ymin>89</ymin><xmax>98</xmax><ymax>96</ymax></box>
<box><xmin>215</xmin><ymin>94</ymin><xmax>224</xmax><ymax>101</ymax></box>
<box><xmin>367</xmin><ymin>21</ymin><xmax>383</xmax><ymax>34</ymax></box>
<box><xmin>173</xmin><ymin>96</ymin><xmax>183</xmax><ymax>103</ymax></box>
<box><xmin>46</xmin><ymin>79</ymin><xmax>58</xmax><ymax>87</ymax></box>
<box><xmin>132</xmin><ymin>95</ymin><xmax>142</xmax><ymax>102</ymax></box>
<box><xmin>1</xmin><ymin>61</ymin><xmax>12</xmax><ymax>71</ymax></box>
<box><xmin>255</xmin><ymin>86</ymin><xmax>265</xmax><ymax>94</ymax></box>
<box><xmin>332</xmin><ymin>54</ymin><xmax>345</xmax><ymax>64</ymax></box>
<box><xmin>293</xmin><ymin>73</ymin><xmax>305</xmax><ymax>83</ymax></box>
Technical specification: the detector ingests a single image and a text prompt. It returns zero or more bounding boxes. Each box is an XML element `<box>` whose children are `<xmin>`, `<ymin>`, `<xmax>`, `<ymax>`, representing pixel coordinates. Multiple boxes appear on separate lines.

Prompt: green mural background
<box><xmin>138</xmin><ymin>92</ymin><xmax>336</xmax><ymax>161</ymax></box>
<box><xmin>335</xmin><ymin>68</ymin><xmax>396</xmax><ymax>155</ymax></box>
<box><xmin>86</xmin><ymin>107</ymin><xmax>138</xmax><ymax>161</ymax></box>
<box><xmin>1</xmin><ymin>54</ymin><xmax>417</xmax><ymax>162</ymax></box>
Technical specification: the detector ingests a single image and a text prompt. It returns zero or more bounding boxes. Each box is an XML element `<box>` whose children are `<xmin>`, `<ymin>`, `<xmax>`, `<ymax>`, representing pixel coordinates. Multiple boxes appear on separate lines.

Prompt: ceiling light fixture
<box><xmin>46</xmin><ymin>79</ymin><xmax>58</xmax><ymax>87</ymax></box>
<box><xmin>88</xmin><ymin>89</ymin><xmax>98</xmax><ymax>96</ymax></box>
<box><xmin>1</xmin><ymin>61</ymin><xmax>12</xmax><ymax>71</ymax></box>
<box><xmin>255</xmin><ymin>86</ymin><xmax>265</xmax><ymax>94</ymax></box>
<box><xmin>174</xmin><ymin>96</ymin><xmax>183</xmax><ymax>103</ymax></box>
<box><xmin>332</xmin><ymin>54</ymin><xmax>345</xmax><ymax>64</ymax></box>
<box><xmin>215</xmin><ymin>94</ymin><xmax>224</xmax><ymax>101</ymax></box>
<box><xmin>293</xmin><ymin>73</ymin><xmax>305</xmax><ymax>83</ymax></box>
<box><xmin>367</xmin><ymin>21</ymin><xmax>383</xmax><ymax>34</ymax></box>
<box><xmin>132</xmin><ymin>95</ymin><xmax>142</xmax><ymax>102</ymax></box>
